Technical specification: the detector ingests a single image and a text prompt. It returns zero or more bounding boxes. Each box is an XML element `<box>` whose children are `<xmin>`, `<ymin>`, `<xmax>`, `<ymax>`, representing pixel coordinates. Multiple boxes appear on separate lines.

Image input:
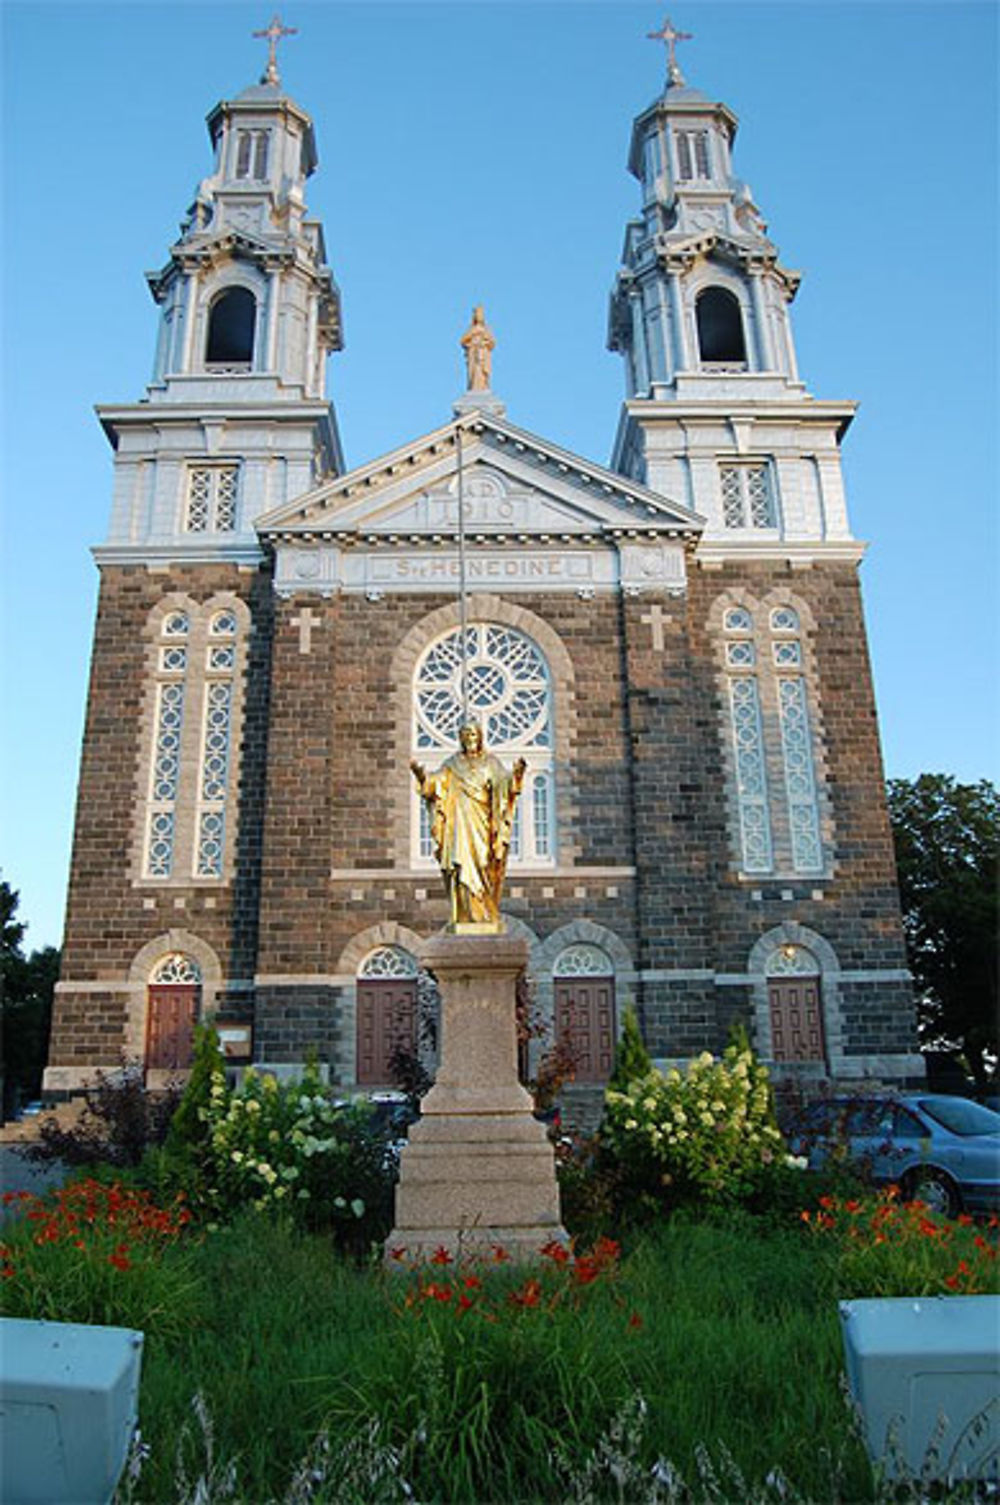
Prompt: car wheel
<box><xmin>903</xmin><ymin>1167</ymin><xmax>961</xmax><ymax>1218</ymax></box>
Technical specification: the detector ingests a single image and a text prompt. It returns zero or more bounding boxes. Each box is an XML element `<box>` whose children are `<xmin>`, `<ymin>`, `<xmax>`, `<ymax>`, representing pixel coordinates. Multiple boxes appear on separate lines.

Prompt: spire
<box><xmin>646</xmin><ymin>15</ymin><xmax>693</xmax><ymax>90</ymax></box>
<box><xmin>608</xmin><ymin>31</ymin><xmax>802</xmax><ymax>401</ymax></box>
<box><xmin>252</xmin><ymin>13</ymin><xmax>297</xmax><ymax>88</ymax></box>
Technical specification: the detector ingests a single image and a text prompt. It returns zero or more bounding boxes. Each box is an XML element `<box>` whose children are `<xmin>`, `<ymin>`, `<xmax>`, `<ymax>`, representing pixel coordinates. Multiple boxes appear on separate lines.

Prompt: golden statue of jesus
<box><xmin>411</xmin><ymin>723</ymin><xmax>525</xmax><ymax>930</ymax></box>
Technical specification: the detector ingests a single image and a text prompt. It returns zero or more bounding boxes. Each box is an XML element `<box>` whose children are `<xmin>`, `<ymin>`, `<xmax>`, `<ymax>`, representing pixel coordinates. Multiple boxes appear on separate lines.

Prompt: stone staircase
<box><xmin>557</xmin><ymin>1084</ymin><xmax>607</xmax><ymax>1138</ymax></box>
<box><xmin>0</xmin><ymin>1098</ymin><xmax>88</xmax><ymax>1146</ymax></box>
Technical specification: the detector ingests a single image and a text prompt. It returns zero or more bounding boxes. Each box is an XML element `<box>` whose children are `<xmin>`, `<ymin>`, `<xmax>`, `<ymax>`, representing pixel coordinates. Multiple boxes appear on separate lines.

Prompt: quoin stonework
<box><xmin>44</xmin><ymin>23</ymin><xmax>920</xmax><ymax>1106</ymax></box>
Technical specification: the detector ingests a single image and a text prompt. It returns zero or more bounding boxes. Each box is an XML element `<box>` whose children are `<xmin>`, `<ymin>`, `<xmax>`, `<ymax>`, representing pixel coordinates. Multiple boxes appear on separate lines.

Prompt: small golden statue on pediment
<box><xmin>411</xmin><ymin>722</ymin><xmax>525</xmax><ymax>930</ymax></box>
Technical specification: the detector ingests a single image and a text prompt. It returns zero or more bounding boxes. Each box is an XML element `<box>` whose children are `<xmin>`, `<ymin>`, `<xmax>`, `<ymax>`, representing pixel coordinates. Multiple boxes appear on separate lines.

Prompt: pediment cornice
<box><xmin>257</xmin><ymin>411</ymin><xmax>703</xmax><ymax>543</ymax></box>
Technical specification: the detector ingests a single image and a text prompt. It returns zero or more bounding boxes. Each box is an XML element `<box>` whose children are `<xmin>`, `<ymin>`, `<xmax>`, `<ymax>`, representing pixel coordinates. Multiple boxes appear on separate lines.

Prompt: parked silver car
<box><xmin>783</xmin><ymin>1093</ymin><xmax>1000</xmax><ymax>1217</ymax></box>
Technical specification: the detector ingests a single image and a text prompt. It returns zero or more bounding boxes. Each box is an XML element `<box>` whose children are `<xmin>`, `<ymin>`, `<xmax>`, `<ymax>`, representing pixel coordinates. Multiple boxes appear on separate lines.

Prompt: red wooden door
<box><xmin>555</xmin><ymin>978</ymin><xmax>615</xmax><ymax>1084</ymax></box>
<box><xmin>769</xmin><ymin>977</ymin><xmax>825</xmax><ymax>1062</ymax></box>
<box><xmin>356</xmin><ymin>979</ymin><xmax>416</xmax><ymax>1086</ymax></box>
<box><xmin>146</xmin><ymin>985</ymin><xmax>199</xmax><ymax>1071</ymax></box>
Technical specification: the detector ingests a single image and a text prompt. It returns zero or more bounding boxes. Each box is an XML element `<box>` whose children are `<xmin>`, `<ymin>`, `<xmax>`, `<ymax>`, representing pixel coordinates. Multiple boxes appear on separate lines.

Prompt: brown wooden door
<box><xmin>555</xmin><ymin>978</ymin><xmax>616</xmax><ymax>1084</ymax></box>
<box><xmin>356</xmin><ymin>979</ymin><xmax>416</xmax><ymax>1086</ymax></box>
<box><xmin>146</xmin><ymin>985</ymin><xmax>199</xmax><ymax>1071</ymax></box>
<box><xmin>769</xmin><ymin>977</ymin><xmax>825</xmax><ymax>1062</ymax></box>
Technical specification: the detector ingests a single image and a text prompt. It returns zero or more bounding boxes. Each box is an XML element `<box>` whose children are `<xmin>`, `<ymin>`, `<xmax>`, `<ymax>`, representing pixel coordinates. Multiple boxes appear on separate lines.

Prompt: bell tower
<box><xmin>608</xmin><ymin>22</ymin><xmax>856</xmax><ymax>557</ymax></box>
<box><xmin>96</xmin><ymin>29</ymin><xmax>343</xmax><ymax>567</ymax></box>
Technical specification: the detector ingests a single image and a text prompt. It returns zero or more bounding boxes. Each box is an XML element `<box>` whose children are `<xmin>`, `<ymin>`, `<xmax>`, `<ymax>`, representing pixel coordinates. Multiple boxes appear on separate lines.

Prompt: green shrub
<box><xmin>164</xmin><ymin>1024</ymin><xmax>226</xmax><ymax>1161</ymax></box>
<box><xmin>24</xmin><ymin>1061</ymin><xmax>182</xmax><ymax>1169</ymax></box>
<box><xmin>174</xmin><ymin>1059</ymin><xmax>396</xmax><ymax>1249</ymax></box>
<box><xmin>607</xmin><ymin>1003</ymin><xmax>652</xmax><ymax>1091</ymax></box>
<box><xmin>601</xmin><ymin>1041</ymin><xmax>797</xmax><ymax>1208</ymax></box>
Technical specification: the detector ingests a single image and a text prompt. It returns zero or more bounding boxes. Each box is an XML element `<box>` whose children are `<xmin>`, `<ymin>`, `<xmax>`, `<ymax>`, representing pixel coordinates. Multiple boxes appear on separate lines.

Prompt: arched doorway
<box><xmin>765</xmin><ymin>944</ymin><xmax>825</xmax><ymax>1063</ymax></box>
<box><xmin>146</xmin><ymin>953</ymin><xmax>202</xmax><ymax>1071</ymax></box>
<box><xmin>356</xmin><ymin>946</ymin><xmax>418</xmax><ymax>1087</ymax></box>
<box><xmin>554</xmin><ymin>944</ymin><xmax>616</xmax><ymax>1083</ymax></box>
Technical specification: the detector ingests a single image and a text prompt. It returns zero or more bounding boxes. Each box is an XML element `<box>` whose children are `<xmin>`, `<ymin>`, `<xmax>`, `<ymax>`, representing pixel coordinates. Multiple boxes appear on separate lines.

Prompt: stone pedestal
<box><xmin>388</xmin><ymin>930</ymin><xmax>566</xmax><ymax>1259</ymax></box>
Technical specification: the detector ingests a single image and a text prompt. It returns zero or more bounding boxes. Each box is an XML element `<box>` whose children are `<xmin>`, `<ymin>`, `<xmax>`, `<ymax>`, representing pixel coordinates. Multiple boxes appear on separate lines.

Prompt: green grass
<box><xmin>111</xmin><ymin>1214</ymin><xmax>875</xmax><ymax>1502</ymax></box>
<box><xmin>6</xmin><ymin>1193</ymin><xmax>995</xmax><ymax>1501</ymax></box>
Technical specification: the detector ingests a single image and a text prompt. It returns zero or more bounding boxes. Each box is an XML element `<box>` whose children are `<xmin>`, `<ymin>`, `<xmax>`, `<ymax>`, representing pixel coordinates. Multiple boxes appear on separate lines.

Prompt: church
<box><xmin>44</xmin><ymin>19</ymin><xmax>921</xmax><ymax>1104</ymax></box>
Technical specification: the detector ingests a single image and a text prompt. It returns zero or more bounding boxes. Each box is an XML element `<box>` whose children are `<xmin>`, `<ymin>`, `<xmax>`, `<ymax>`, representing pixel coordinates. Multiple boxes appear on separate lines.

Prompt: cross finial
<box><xmin>253</xmin><ymin>13</ymin><xmax>297</xmax><ymax>87</ymax></box>
<box><xmin>647</xmin><ymin>15</ymin><xmax>693</xmax><ymax>89</ymax></box>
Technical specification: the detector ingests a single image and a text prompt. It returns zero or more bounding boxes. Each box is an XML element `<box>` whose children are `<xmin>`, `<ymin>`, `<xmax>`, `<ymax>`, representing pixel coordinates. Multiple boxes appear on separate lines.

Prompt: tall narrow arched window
<box><xmin>145</xmin><ymin>611</ymin><xmax>189</xmax><ymax>877</ymax></box>
<box><xmin>206</xmin><ymin>288</ymin><xmax>255</xmax><ymax>368</ymax></box>
<box><xmin>723</xmin><ymin>607</ymin><xmax>773</xmax><ymax>873</ymax></box>
<box><xmin>196</xmin><ymin>612</ymin><xmax>237</xmax><ymax>877</ymax></box>
<box><xmin>412</xmin><ymin>623</ymin><xmax>555</xmax><ymax>865</ymax></box>
<box><xmin>696</xmin><ymin>287</ymin><xmax>747</xmax><ymax>367</ymax></box>
<box><xmin>770</xmin><ymin>607</ymin><xmax>822</xmax><ymax>874</ymax></box>
<box><xmin>140</xmin><ymin>598</ymin><xmax>246</xmax><ymax>885</ymax></box>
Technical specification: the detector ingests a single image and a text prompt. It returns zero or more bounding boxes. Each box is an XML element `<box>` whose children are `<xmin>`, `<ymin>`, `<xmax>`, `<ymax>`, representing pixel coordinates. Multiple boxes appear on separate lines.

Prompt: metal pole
<box><xmin>456</xmin><ymin>424</ymin><xmax>470</xmax><ymax>723</ymax></box>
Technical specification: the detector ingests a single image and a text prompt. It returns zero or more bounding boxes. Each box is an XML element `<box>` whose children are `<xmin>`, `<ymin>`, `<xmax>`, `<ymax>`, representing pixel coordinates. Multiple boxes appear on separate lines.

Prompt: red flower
<box><xmin>463</xmin><ymin>1275</ymin><xmax>483</xmax><ymax>1291</ymax></box>
<box><xmin>540</xmin><ymin>1239</ymin><xmax>570</xmax><ymax>1265</ymax></box>
<box><xmin>109</xmin><ymin>1252</ymin><xmax>131</xmax><ymax>1272</ymax></box>
<box><xmin>388</xmin><ymin>1246</ymin><xmax>408</xmax><ymax>1262</ymax></box>
<box><xmin>958</xmin><ymin>1213</ymin><xmax>974</xmax><ymax>1227</ymax></box>
<box><xmin>457</xmin><ymin>1294</ymin><xmax>474</xmax><ymax>1312</ymax></box>
<box><xmin>573</xmin><ymin>1256</ymin><xmax>600</xmax><ymax>1286</ymax></box>
<box><xmin>491</xmin><ymin>1245</ymin><xmax>511</xmax><ymax>1263</ymax></box>
<box><xmin>627</xmin><ymin>1312</ymin><xmax>643</xmax><ymax>1331</ymax></box>
<box><xmin>593</xmin><ymin>1236</ymin><xmax>621</xmax><ymax>1267</ymax></box>
<box><xmin>422</xmin><ymin>1282</ymin><xmax>452</xmax><ymax>1302</ymax></box>
<box><xmin>430</xmin><ymin>1246</ymin><xmax>453</xmax><ymax>1266</ymax></box>
<box><xmin>818</xmin><ymin>1195</ymin><xmax>836</xmax><ymax>1211</ymax></box>
<box><xmin>509</xmin><ymin>1279</ymin><xmax>542</xmax><ymax>1309</ymax></box>
<box><xmin>844</xmin><ymin>1200</ymin><xmax>861</xmax><ymax>1213</ymax></box>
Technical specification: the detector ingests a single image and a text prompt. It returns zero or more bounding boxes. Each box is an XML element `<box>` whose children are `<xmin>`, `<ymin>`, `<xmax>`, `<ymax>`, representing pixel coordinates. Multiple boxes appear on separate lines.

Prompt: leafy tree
<box><xmin>887</xmin><ymin>775</ymin><xmax>999</xmax><ymax>1088</ymax></box>
<box><xmin>1</xmin><ymin>879</ymin><xmax>59</xmax><ymax>1117</ymax></box>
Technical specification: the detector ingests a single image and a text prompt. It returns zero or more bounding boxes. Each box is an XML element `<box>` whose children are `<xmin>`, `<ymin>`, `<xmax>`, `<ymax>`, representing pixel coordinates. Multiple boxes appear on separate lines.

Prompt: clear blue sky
<box><xmin>1</xmin><ymin>0</ymin><xmax>997</xmax><ymax>951</ymax></box>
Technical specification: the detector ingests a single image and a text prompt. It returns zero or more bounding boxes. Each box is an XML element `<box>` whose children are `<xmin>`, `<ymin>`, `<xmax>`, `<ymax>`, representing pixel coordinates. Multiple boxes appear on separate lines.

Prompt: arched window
<box><xmin>196</xmin><ymin>613</ymin><xmax>238</xmax><ymax>877</ymax></box>
<box><xmin>151</xmin><ymin>953</ymin><xmax>202</xmax><ymax>984</ymax></box>
<box><xmin>359</xmin><ymin>947</ymin><xmax>418</xmax><ymax>980</ymax></box>
<box><xmin>722</xmin><ymin>607</ymin><xmax>772</xmax><ymax>874</ymax></box>
<box><xmin>769</xmin><ymin>607</ymin><xmax>822</xmax><ymax>874</ymax></box>
<box><xmin>141</xmin><ymin>600</ymin><xmax>245</xmax><ymax>884</ymax></box>
<box><xmin>696</xmin><ymin>287</ymin><xmax>746</xmax><ymax>367</ymax></box>
<box><xmin>146</xmin><ymin>612</ymin><xmax>189</xmax><ymax>877</ymax></box>
<box><xmin>206</xmin><ymin>288</ymin><xmax>255</xmax><ymax>368</ymax></box>
<box><xmin>412</xmin><ymin>623</ymin><xmax>555</xmax><ymax>864</ymax></box>
<box><xmin>719</xmin><ymin>601</ymin><xmax>825</xmax><ymax>877</ymax></box>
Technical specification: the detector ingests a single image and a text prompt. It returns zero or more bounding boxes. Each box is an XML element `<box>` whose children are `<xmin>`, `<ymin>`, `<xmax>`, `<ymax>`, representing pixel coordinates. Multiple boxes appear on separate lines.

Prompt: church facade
<box><xmin>44</xmin><ymin>34</ymin><xmax>921</xmax><ymax>1101</ymax></box>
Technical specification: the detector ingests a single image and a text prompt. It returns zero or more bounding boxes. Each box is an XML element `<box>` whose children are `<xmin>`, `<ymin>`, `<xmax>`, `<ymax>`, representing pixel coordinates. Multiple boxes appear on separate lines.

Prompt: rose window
<box><xmin>413</xmin><ymin>623</ymin><xmax>555</xmax><ymax>865</ymax></box>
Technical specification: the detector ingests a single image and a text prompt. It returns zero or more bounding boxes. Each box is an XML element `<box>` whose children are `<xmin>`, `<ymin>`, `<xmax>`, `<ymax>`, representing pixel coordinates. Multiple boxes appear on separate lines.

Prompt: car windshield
<box><xmin>915</xmin><ymin>1098</ymin><xmax>1000</xmax><ymax>1137</ymax></box>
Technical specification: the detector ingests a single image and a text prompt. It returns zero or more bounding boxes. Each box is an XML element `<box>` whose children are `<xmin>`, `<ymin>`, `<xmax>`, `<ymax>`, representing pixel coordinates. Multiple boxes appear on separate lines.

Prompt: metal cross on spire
<box><xmin>647</xmin><ymin>16</ymin><xmax>693</xmax><ymax>89</ymax></box>
<box><xmin>253</xmin><ymin>13</ymin><xmax>298</xmax><ymax>86</ymax></box>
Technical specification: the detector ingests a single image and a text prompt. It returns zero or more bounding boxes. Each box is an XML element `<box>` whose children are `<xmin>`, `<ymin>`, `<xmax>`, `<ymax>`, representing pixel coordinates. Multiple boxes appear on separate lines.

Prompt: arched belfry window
<box><xmin>206</xmin><ymin>288</ymin><xmax>255</xmax><ymax>369</ymax></box>
<box><xmin>412</xmin><ymin>623</ymin><xmax>555</xmax><ymax>865</ymax></box>
<box><xmin>696</xmin><ymin>287</ymin><xmax>747</xmax><ymax>368</ymax></box>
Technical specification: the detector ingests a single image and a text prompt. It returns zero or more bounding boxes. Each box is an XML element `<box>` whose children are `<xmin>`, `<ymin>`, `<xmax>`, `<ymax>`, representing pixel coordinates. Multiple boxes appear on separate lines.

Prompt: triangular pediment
<box><xmin>257</xmin><ymin>411</ymin><xmax>702</xmax><ymax>541</ymax></box>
